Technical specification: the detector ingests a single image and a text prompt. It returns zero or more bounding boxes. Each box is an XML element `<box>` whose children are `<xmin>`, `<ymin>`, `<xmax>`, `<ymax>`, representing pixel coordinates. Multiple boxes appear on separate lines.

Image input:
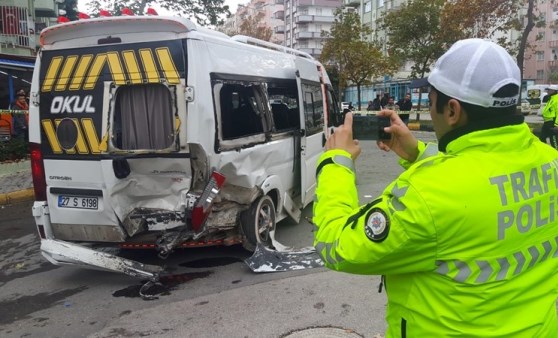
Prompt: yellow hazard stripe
<box><xmin>122</xmin><ymin>50</ymin><xmax>142</xmax><ymax>84</ymax></box>
<box><xmin>139</xmin><ymin>49</ymin><xmax>159</xmax><ymax>83</ymax></box>
<box><xmin>81</xmin><ymin>118</ymin><xmax>101</xmax><ymax>154</ymax></box>
<box><xmin>42</xmin><ymin>56</ymin><xmax>63</xmax><ymax>92</ymax></box>
<box><xmin>41</xmin><ymin>119</ymin><xmax>62</xmax><ymax>154</ymax></box>
<box><xmin>69</xmin><ymin>54</ymin><xmax>93</xmax><ymax>91</ymax></box>
<box><xmin>107</xmin><ymin>51</ymin><xmax>126</xmax><ymax>85</ymax></box>
<box><xmin>84</xmin><ymin>54</ymin><xmax>107</xmax><ymax>90</ymax></box>
<box><xmin>55</xmin><ymin>55</ymin><xmax>78</xmax><ymax>91</ymax></box>
<box><xmin>156</xmin><ymin>47</ymin><xmax>180</xmax><ymax>84</ymax></box>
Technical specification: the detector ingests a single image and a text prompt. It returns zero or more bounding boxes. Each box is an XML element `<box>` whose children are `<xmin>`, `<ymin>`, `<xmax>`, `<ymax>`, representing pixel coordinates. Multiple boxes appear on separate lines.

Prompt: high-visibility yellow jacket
<box><xmin>542</xmin><ymin>94</ymin><xmax>558</xmax><ymax>125</ymax></box>
<box><xmin>313</xmin><ymin>121</ymin><xmax>558</xmax><ymax>337</ymax></box>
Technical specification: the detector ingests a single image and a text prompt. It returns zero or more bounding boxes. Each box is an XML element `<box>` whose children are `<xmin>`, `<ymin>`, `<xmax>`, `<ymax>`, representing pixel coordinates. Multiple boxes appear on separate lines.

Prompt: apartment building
<box><xmin>524</xmin><ymin>2</ymin><xmax>558</xmax><ymax>85</ymax></box>
<box><xmin>223</xmin><ymin>0</ymin><xmax>285</xmax><ymax>45</ymax></box>
<box><xmin>283</xmin><ymin>0</ymin><xmax>341</xmax><ymax>58</ymax></box>
<box><xmin>343</xmin><ymin>0</ymin><xmax>524</xmax><ymax>107</ymax></box>
<box><xmin>0</xmin><ymin>0</ymin><xmax>60</xmax><ymax>108</ymax></box>
<box><xmin>342</xmin><ymin>0</ymin><xmax>413</xmax><ymax>106</ymax></box>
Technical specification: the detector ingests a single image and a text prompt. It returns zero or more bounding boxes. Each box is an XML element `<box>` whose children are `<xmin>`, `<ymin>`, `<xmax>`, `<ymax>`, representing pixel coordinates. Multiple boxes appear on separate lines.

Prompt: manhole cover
<box><xmin>282</xmin><ymin>327</ymin><xmax>364</xmax><ymax>338</ymax></box>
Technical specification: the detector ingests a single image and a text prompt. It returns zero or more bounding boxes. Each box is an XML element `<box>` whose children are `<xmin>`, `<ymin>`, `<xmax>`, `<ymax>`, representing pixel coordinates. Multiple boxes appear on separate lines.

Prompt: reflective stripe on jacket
<box><xmin>313</xmin><ymin>122</ymin><xmax>558</xmax><ymax>337</ymax></box>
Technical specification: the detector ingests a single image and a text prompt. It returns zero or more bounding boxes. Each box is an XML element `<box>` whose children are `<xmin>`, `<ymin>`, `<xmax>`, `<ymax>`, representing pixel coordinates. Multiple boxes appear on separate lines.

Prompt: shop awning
<box><xmin>0</xmin><ymin>58</ymin><xmax>35</xmax><ymax>70</ymax></box>
<box><xmin>410</xmin><ymin>78</ymin><xmax>429</xmax><ymax>88</ymax></box>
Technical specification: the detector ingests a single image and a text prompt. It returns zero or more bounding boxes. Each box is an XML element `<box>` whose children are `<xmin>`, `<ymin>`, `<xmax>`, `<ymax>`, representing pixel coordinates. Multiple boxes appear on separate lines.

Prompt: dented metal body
<box><xmin>29</xmin><ymin>16</ymin><xmax>339</xmax><ymax>275</ymax></box>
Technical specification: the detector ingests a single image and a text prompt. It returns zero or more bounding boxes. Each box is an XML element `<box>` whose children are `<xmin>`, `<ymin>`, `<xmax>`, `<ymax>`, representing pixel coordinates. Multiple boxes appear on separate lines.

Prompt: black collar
<box><xmin>438</xmin><ymin>114</ymin><xmax>525</xmax><ymax>152</ymax></box>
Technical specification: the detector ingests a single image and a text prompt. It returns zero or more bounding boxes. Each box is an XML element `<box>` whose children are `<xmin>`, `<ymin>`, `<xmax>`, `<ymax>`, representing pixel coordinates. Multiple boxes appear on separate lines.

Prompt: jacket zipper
<box><xmin>401</xmin><ymin>318</ymin><xmax>407</xmax><ymax>338</ymax></box>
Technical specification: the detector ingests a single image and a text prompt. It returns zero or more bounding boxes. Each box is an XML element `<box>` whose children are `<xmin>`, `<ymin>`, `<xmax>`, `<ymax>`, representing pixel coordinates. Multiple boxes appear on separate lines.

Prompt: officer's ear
<box><xmin>445</xmin><ymin>99</ymin><xmax>465</xmax><ymax>127</ymax></box>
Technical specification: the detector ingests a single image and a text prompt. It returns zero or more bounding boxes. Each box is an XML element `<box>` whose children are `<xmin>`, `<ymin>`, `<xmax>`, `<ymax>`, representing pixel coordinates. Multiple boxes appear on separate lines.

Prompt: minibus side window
<box><xmin>219</xmin><ymin>83</ymin><xmax>265</xmax><ymax>140</ymax></box>
<box><xmin>112</xmin><ymin>83</ymin><xmax>175</xmax><ymax>150</ymax></box>
<box><xmin>302</xmin><ymin>83</ymin><xmax>324</xmax><ymax>136</ymax></box>
<box><xmin>326</xmin><ymin>87</ymin><xmax>342</xmax><ymax>127</ymax></box>
<box><xmin>268</xmin><ymin>84</ymin><xmax>299</xmax><ymax>132</ymax></box>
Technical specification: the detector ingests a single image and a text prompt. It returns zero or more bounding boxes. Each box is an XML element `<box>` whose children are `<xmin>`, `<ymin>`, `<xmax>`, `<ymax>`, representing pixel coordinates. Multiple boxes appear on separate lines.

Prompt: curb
<box><xmin>0</xmin><ymin>188</ymin><xmax>34</xmax><ymax>206</ymax></box>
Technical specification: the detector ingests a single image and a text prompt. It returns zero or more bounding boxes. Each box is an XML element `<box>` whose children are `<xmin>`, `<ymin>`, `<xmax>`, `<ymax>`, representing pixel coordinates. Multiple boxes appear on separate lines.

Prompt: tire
<box><xmin>240</xmin><ymin>195</ymin><xmax>276</xmax><ymax>251</ymax></box>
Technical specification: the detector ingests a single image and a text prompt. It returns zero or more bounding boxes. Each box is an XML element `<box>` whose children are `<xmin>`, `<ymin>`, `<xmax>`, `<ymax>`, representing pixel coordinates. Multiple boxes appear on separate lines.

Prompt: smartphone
<box><xmin>377</xmin><ymin>116</ymin><xmax>391</xmax><ymax>140</ymax></box>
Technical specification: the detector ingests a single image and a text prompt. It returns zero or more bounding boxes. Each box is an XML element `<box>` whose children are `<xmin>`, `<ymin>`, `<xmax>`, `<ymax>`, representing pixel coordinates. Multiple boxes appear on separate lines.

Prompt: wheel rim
<box><xmin>256</xmin><ymin>202</ymin><xmax>274</xmax><ymax>243</ymax></box>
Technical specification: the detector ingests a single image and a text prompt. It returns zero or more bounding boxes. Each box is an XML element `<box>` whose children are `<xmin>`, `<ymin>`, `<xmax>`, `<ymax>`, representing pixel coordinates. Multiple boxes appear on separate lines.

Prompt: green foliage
<box><xmin>86</xmin><ymin>0</ymin><xmax>231</xmax><ymax>26</ymax></box>
<box><xmin>219</xmin><ymin>12</ymin><xmax>272</xmax><ymax>41</ymax></box>
<box><xmin>380</xmin><ymin>0</ymin><xmax>447</xmax><ymax>79</ymax></box>
<box><xmin>321</xmin><ymin>9</ymin><xmax>398</xmax><ymax>109</ymax></box>
<box><xmin>65</xmin><ymin>0</ymin><xmax>79</xmax><ymax>21</ymax></box>
<box><xmin>0</xmin><ymin>138</ymin><xmax>28</xmax><ymax>162</ymax></box>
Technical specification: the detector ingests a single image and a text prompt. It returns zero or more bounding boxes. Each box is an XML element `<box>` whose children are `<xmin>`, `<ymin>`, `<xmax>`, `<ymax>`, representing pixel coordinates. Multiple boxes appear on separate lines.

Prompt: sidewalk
<box><xmin>0</xmin><ymin>159</ymin><xmax>33</xmax><ymax>205</ymax></box>
<box><xmin>0</xmin><ymin>113</ymin><xmax>547</xmax><ymax>206</ymax></box>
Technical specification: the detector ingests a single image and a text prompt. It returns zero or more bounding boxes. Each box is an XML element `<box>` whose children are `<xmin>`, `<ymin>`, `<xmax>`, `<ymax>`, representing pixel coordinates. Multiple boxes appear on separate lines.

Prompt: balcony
<box><xmin>298</xmin><ymin>47</ymin><xmax>322</xmax><ymax>57</ymax></box>
<box><xmin>297</xmin><ymin>0</ymin><xmax>314</xmax><ymax>5</ymax></box>
<box><xmin>34</xmin><ymin>0</ymin><xmax>57</xmax><ymax>17</ymax></box>
<box><xmin>296</xmin><ymin>31</ymin><xmax>323</xmax><ymax>39</ymax></box>
<box><xmin>0</xmin><ymin>6</ymin><xmax>34</xmax><ymax>53</ymax></box>
<box><xmin>549</xmin><ymin>40</ymin><xmax>558</xmax><ymax>48</ymax></box>
<box><xmin>549</xmin><ymin>60</ymin><xmax>558</xmax><ymax>69</ymax></box>
<box><xmin>274</xmin><ymin>10</ymin><xmax>285</xmax><ymax>19</ymax></box>
<box><xmin>295</xmin><ymin>15</ymin><xmax>335</xmax><ymax>23</ymax></box>
<box><xmin>274</xmin><ymin>25</ymin><xmax>285</xmax><ymax>33</ymax></box>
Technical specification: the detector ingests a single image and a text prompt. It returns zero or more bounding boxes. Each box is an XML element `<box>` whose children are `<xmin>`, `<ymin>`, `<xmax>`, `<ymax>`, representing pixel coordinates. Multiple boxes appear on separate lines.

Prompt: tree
<box><xmin>380</xmin><ymin>0</ymin><xmax>448</xmax><ymax>112</ymax></box>
<box><xmin>441</xmin><ymin>0</ymin><xmax>548</xmax><ymax>89</ymax></box>
<box><xmin>321</xmin><ymin>9</ymin><xmax>398</xmax><ymax>110</ymax></box>
<box><xmin>65</xmin><ymin>0</ymin><xmax>79</xmax><ymax>21</ymax></box>
<box><xmin>85</xmin><ymin>0</ymin><xmax>231</xmax><ymax>26</ymax></box>
<box><xmin>219</xmin><ymin>12</ymin><xmax>273</xmax><ymax>41</ymax></box>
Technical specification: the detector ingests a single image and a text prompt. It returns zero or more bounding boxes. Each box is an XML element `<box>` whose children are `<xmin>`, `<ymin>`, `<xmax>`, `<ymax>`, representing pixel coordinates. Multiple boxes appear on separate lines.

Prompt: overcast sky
<box><xmin>78</xmin><ymin>0</ymin><xmax>249</xmax><ymax>17</ymax></box>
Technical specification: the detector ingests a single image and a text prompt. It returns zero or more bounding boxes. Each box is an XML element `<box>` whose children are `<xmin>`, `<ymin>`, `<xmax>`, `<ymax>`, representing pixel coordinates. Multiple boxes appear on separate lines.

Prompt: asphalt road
<box><xmin>0</xmin><ymin>133</ymin><xmax>437</xmax><ymax>338</ymax></box>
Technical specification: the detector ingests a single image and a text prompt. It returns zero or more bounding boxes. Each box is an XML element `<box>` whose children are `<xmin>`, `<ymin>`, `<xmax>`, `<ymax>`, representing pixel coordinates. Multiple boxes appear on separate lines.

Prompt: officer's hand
<box><xmin>376</xmin><ymin>110</ymin><xmax>419</xmax><ymax>162</ymax></box>
<box><xmin>326</xmin><ymin>112</ymin><xmax>361</xmax><ymax>160</ymax></box>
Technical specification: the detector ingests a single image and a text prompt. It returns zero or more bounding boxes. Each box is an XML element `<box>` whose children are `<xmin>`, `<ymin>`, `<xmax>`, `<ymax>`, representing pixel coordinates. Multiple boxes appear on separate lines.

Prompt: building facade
<box><xmin>0</xmin><ymin>0</ymin><xmax>61</xmax><ymax>108</ymax></box>
<box><xmin>223</xmin><ymin>0</ymin><xmax>286</xmax><ymax>45</ymax></box>
<box><xmin>283</xmin><ymin>0</ymin><xmax>341</xmax><ymax>58</ymax></box>
<box><xmin>523</xmin><ymin>2</ymin><xmax>558</xmax><ymax>85</ymax></box>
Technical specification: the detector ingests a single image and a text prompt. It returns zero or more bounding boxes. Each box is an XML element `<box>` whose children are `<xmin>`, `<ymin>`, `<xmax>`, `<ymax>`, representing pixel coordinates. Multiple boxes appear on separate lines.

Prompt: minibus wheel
<box><xmin>240</xmin><ymin>195</ymin><xmax>276</xmax><ymax>251</ymax></box>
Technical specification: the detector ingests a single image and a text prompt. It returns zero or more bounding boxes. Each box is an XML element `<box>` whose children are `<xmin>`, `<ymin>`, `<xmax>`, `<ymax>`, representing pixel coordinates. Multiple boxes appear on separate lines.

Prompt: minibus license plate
<box><xmin>58</xmin><ymin>196</ymin><xmax>98</xmax><ymax>210</ymax></box>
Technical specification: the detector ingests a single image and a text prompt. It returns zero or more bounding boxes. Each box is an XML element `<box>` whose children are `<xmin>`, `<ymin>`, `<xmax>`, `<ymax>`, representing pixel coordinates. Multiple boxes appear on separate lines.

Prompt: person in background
<box><xmin>540</xmin><ymin>85</ymin><xmax>558</xmax><ymax>149</ymax></box>
<box><xmin>383</xmin><ymin>97</ymin><xmax>398</xmax><ymax>111</ymax></box>
<box><xmin>366</xmin><ymin>100</ymin><xmax>374</xmax><ymax>111</ymax></box>
<box><xmin>372</xmin><ymin>94</ymin><xmax>381</xmax><ymax>110</ymax></box>
<box><xmin>9</xmin><ymin>89</ymin><xmax>29</xmax><ymax>140</ymax></box>
<box><xmin>398</xmin><ymin>93</ymin><xmax>413</xmax><ymax>125</ymax></box>
<box><xmin>380</xmin><ymin>93</ymin><xmax>389</xmax><ymax>108</ymax></box>
<box><xmin>313</xmin><ymin>38</ymin><xmax>558</xmax><ymax>336</ymax></box>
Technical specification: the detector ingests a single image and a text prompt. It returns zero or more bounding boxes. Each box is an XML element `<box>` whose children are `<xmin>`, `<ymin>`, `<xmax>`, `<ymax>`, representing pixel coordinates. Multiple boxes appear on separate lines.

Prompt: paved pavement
<box><xmin>0</xmin><ymin>112</ymin><xmax>546</xmax><ymax>206</ymax></box>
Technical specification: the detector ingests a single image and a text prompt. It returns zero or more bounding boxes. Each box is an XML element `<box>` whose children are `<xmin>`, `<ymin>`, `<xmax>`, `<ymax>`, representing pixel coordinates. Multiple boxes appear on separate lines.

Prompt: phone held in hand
<box><xmin>350</xmin><ymin>114</ymin><xmax>391</xmax><ymax>140</ymax></box>
<box><xmin>377</xmin><ymin>116</ymin><xmax>391</xmax><ymax>140</ymax></box>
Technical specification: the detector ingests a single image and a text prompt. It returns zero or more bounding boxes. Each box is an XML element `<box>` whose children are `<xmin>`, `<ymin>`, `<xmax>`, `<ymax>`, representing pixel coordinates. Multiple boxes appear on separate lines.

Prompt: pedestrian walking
<box><xmin>313</xmin><ymin>38</ymin><xmax>558</xmax><ymax>337</ymax></box>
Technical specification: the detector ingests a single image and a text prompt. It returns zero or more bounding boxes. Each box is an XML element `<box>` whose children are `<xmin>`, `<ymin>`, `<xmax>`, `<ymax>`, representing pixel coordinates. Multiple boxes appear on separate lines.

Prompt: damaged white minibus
<box><xmin>29</xmin><ymin>15</ymin><xmax>340</xmax><ymax>277</ymax></box>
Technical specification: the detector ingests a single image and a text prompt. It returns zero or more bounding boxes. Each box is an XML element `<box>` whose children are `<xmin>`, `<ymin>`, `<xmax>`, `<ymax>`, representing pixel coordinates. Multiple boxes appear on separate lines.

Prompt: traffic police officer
<box><xmin>313</xmin><ymin>39</ymin><xmax>558</xmax><ymax>336</ymax></box>
<box><xmin>541</xmin><ymin>84</ymin><xmax>558</xmax><ymax>149</ymax></box>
